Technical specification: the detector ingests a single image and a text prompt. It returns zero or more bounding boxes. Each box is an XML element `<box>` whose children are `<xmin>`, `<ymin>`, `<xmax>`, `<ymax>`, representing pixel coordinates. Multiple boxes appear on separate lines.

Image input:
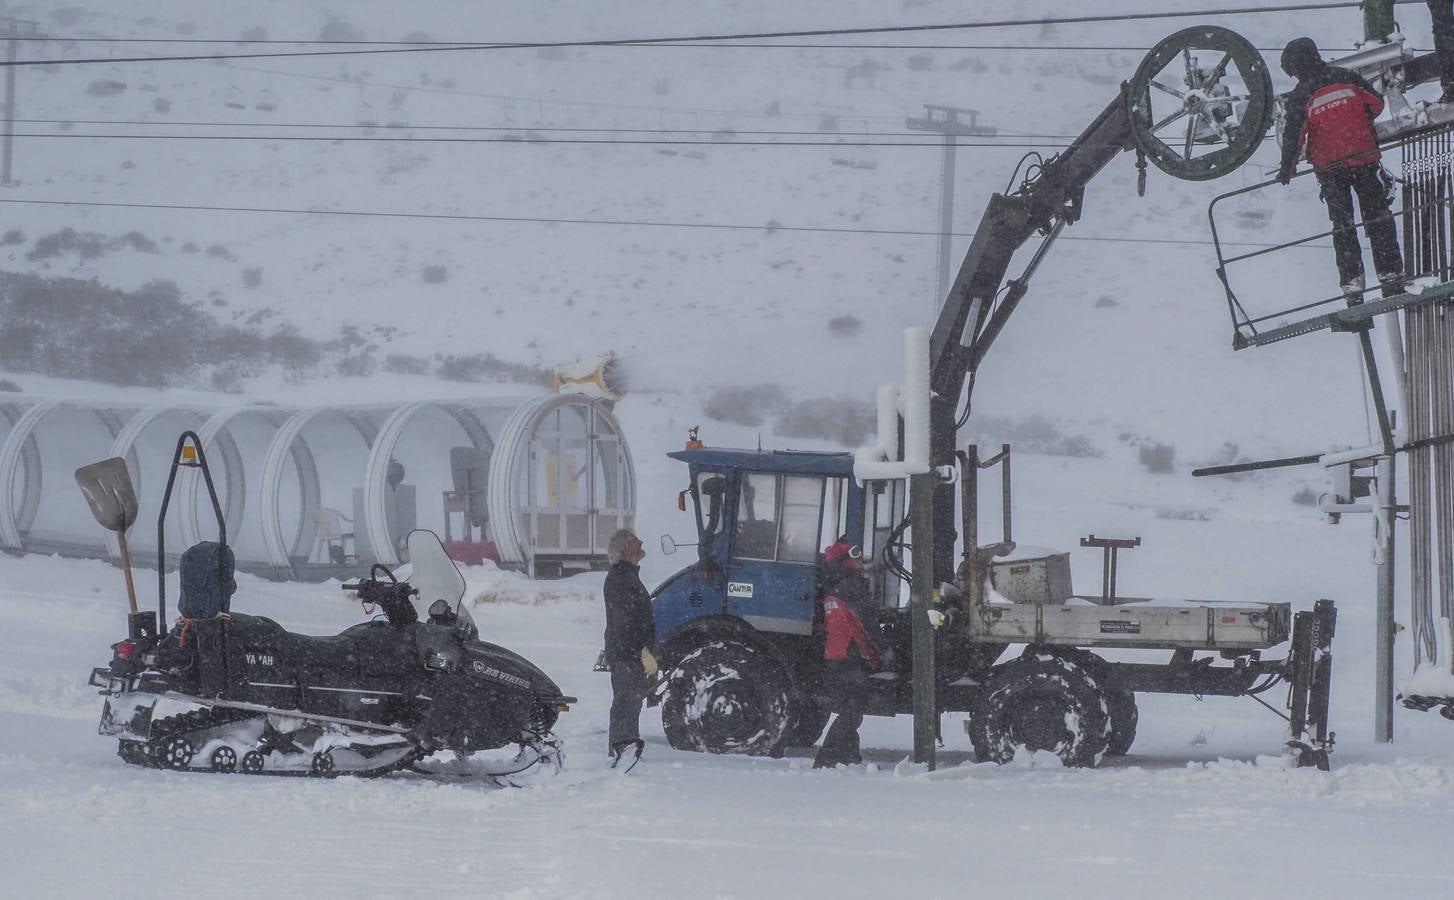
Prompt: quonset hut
<box><xmin>0</xmin><ymin>393</ymin><xmax>634</xmax><ymax>580</ymax></box>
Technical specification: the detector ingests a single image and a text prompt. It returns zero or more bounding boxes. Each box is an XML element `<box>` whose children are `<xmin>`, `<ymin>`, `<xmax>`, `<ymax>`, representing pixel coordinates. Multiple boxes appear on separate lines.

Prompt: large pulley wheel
<box><xmin>1127</xmin><ymin>25</ymin><xmax>1273</xmax><ymax>181</ymax></box>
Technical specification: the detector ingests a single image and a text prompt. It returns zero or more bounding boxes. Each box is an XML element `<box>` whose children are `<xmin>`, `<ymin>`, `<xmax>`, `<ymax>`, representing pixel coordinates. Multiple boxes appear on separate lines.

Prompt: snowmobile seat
<box><xmin>226</xmin><ymin>613</ymin><xmax>358</xmax><ymax>675</ymax></box>
<box><xmin>178</xmin><ymin>541</ymin><xmax>237</xmax><ymax>619</ymax></box>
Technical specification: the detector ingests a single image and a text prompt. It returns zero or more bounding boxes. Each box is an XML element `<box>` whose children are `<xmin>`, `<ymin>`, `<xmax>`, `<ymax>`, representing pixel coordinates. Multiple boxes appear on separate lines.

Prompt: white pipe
<box><xmin>902</xmin><ymin>326</ymin><xmax>930</xmax><ymax>469</ymax></box>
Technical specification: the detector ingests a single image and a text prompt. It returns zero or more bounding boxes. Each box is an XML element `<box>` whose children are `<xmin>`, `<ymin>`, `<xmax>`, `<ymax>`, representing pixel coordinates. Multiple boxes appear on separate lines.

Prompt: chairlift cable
<box><xmin>0</xmin><ymin>3</ymin><xmax>1387</xmax><ymax>68</ymax></box>
<box><xmin>0</xmin><ymin>195</ymin><xmax>1330</xmax><ymax>250</ymax></box>
<box><xmin>15</xmin><ymin>36</ymin><xmax>1368</xmax><ymax>52</ymax></box>
<box><xmin>7</xmin><ymin>131</ymin><xmax>1076</xmax><ymax>149</ymax></box>
<box><xmin>11</xmin><ymin>117</ymin><xmax>1084</xmax><ymax>140</ymax></box>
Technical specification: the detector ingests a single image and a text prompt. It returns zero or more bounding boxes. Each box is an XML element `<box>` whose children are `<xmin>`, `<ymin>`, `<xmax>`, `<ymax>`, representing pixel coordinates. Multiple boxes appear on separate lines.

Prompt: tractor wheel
<box><xmin>968</xmin><ymin>652</ymin><xmax>1110</xmax><ymax>768</ymax></box>
<box><xmin>661</xmin><ymin>638</ymin><xmax>792</xmax><ymax>756</ymax></box>
<box><xmin>1104</xmin><ymin>688</ymin><xmax>1139</xmax><ymax>757</ymax></box>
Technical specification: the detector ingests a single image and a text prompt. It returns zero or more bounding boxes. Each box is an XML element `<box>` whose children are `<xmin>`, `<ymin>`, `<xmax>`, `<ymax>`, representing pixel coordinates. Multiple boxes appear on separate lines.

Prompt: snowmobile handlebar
<box><xmin>341</xmin><ymin>567</ymin><xmax>420</xmax><ymax>627</ymax></box>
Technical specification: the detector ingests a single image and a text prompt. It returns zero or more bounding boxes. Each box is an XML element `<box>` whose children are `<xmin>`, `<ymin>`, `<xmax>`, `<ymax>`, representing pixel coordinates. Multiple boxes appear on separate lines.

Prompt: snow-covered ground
<box><xmin>3</xmin><ymin>392</ymin><xmax>1454</xmax><ymax>899</ymax></box>
<box><xmin>5</xmin><ymin>1</ymin><xmax>1454</xmax><ymax>897</ymax></box>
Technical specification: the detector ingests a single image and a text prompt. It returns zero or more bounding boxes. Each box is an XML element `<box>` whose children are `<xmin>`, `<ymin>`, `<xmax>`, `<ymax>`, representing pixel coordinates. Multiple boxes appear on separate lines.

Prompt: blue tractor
<box><xmin>650</xmin><ymin>443</ymin><xmax>912</xmax><ymax>756</ymax></box>
<box><xmin>648</xmin><ymin>438</ymin><xmax>1336</xmax><ymax>768</ymax></box>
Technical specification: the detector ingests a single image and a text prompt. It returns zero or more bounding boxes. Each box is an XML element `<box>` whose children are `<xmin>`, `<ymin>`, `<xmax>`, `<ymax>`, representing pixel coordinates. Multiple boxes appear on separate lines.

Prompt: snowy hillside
<box><xmin>3</xmin><ymin>0</ymin><xmax>1439</xmax><ymax>452</ymax></box>
<box><xmin>3</xmin><ymin>2</ymin><xmax>1454</xmax><ymax>898</ymax></box>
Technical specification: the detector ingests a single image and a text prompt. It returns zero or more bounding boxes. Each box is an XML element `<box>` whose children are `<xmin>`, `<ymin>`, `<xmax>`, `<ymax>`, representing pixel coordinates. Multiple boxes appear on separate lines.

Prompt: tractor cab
<box><xmin>652</xmin><ymin>445</ymin><xmax>905</xmax><ymax>645</ymax></box>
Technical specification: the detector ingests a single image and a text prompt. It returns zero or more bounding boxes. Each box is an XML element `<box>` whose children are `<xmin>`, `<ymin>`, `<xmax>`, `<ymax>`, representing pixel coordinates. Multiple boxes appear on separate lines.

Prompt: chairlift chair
<box><xmin>525</xmin><ymin>99</ymin><xmax>548</xmax><ymax>143</ymax></box>
<box><xmin>224</xmin><ymin>70</ymin><xmax>246</xmax><ymax>110</ymax></box>
<box><xmin>355</xmin><ymin>88</ymin><xmax>379</xmax><ymax>130</ymax></box>
<box><xmin>255</xmin><ymin>75</ymin><xmax>279</xmax><ymax>113</ymax></box>
<box><xmin>852</xmin><ymin>120</ymin><xmax>879</xmax><ymax>170</ymax></box>
<box><xmin>383</xmin><ymin>89</ymin><xmax>408</xmax><ymax>128</ymax></box>
<box><xmin>138</xmin><ymin>67</ymin><xmax>160</xmax><ymax>93</ymax></box>
<box><xmin>654</xmin><ymin>108</ymin><xmax>679</xmax><ymax>156</ymax></box>
<box><xmin>832</xmin><ymin>120</ymin><xmax>877</xmax><ymax>170</ymax></box>
<box><xmin>1234</xmin><ymin>168</ymin><xmax>1274</xmax><ymax>229</ymax></box>
<box><xmin>681</xmin><ymin>112</ymin><xmax>707</xmax><ymax>160</ymax></box>
<box><xmin>101</xmin><ymin>56</ymin><xmax>128</xmax><ymax>93</ymax></box>
<box><xmin>501</xmin><ymin>99</ymin><xmax>523</xmax><ymax>141</ymax></box>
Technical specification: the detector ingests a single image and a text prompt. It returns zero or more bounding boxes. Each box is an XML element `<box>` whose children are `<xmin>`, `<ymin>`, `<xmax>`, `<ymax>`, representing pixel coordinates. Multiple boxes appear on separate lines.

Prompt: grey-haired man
<box><xmin>603</xmin><ymin>528</ymin><xmax>656</xmax><ymax>767</ymax></box>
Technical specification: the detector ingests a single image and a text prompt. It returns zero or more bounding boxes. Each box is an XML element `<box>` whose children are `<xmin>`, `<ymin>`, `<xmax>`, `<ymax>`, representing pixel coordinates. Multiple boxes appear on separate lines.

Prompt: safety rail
<box><xmin>1209</xmin><ymin>174</ymin><xmax>1444</xmax><ymax>348</ymax></box>
<box><xmin>1209</xmin><ymin>128</ymin><xmax>1454</xmax><ymax>349</ymax></box>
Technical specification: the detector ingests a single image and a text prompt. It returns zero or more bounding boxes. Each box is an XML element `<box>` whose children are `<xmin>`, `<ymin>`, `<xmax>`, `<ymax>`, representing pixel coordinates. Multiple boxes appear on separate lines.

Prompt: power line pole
<box><xmin>905</xmin><ymin>105</ymin><xmax>997</xmax><ymax>318</ymax></box>
<box><xmin>3</xmin><ymin>18</ymin><xmax>40</xmax><ymax>187</ymax></box>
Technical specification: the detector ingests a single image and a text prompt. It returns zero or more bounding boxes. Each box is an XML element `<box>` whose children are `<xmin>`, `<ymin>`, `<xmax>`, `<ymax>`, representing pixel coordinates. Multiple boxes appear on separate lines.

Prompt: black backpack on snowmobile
<box><xmin>81</xmin><ymin>432</ymin><xmax>576</xmax><ymax>778</ymax></box>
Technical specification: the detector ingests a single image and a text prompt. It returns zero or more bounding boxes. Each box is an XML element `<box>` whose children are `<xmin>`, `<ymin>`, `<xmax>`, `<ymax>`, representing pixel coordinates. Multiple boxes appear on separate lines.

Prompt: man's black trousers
<box><xmin>608</xmin><ymin>657</ymin><xmax>648</xmax><ymax>748</ymax></box>
<box><xmin>1318</xmin><ymin>163</ymin><xmax>1402</xmax><ymax>287</ymax></box>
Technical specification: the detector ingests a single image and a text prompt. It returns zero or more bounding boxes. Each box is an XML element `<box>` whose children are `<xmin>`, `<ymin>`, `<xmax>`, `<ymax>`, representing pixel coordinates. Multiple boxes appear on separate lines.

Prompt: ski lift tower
<box><xmin>1201</xmin><ymin>13</ymin><xmax>1454</xmax><ymax>742</ymax></box>
<box><xmin>2</xmin><ymin>16</ymin><xmax>40</xmax><ymax>187</ymax></box>
<box><xmin>906</xmin><ymin>105</ymin><xmax>999</xmax><ymax>318</ymax></box>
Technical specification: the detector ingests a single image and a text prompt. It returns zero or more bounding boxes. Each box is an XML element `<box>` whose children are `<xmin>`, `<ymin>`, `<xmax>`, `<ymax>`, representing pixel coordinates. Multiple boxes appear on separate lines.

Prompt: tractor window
<box><xmin>734</xmin><ymin>472</ymin><xmax>778</xmax><ymax>560</ymax></box>
<box><xmin>819</xmin><ymin>477</ymin><xmax>848</xmax><ymax>551</ymax></box>
<box><xmin>863</xmin><ymin>479</ymin><xmax>904</xmax><ymax>563</ymax></box>
<box><xmin>694</xmin><ymin>471</ymin><xmax>728</xmax><ymax>542</ymax></box>
<box><xmin>777</xmin><ymin>476</ymin><xmax>825</xmax><ymax>564</ymax></box>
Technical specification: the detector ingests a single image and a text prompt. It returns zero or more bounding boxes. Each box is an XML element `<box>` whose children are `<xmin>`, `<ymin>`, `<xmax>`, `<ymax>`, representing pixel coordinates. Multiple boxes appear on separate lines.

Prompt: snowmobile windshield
<box><xmin>405</xmin><ymin>529</ymin><xmax>474</xmax><ymax>631</ymax></box>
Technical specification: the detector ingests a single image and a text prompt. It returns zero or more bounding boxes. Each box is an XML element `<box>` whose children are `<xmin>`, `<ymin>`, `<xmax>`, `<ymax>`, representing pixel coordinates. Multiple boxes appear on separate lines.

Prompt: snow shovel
<box><xmin>75</xmin><ymin>457</ymin><xmax>146</xmax><ymax>634</ymax></box>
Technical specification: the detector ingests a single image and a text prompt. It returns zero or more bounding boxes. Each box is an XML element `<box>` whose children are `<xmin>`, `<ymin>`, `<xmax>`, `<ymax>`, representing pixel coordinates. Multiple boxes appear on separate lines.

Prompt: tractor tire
<box><xmin>1104</xmin><ymin>688</ymin><xmax>1139</xmax><ymax>757</ymax></box>
<box><xmin>968</xmin><ymin>652</ymin><xmax>1110</xmax><ymax>768</ymax></box>
<box><xmin>661</xmin><ymin>638</ymin><xmax>793</xmax><ymax>756</ymax></box>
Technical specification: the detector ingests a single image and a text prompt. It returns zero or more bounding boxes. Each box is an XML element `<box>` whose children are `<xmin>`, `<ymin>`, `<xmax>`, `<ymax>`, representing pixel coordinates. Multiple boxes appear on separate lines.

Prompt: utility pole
<box><xmin>910</xmin><ymin>469</ymin><xmax>937</xmax><ymax>770</ymax></box>
<box><xmin>2</xmin><ymin>18</ymin><xmax>40</xmax><ymax>187</ymax></box>
<box><xmin>905</xmin><ymin>105</ymin><xmax>998</xmax><ymax>318</ymax></box>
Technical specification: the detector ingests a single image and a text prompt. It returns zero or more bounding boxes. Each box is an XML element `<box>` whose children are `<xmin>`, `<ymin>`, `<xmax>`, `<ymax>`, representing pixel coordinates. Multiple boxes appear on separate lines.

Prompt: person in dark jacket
<box><xmin>1277</xmin><ymin>36</ymin><xmax>1403</xmax><ymax>298</ymax></box>
<box><xmin>813</xmin><ymin>573</ymin><xmax>880</xmax><ymax>769</ymax></box>
<box><xmin>603</xmin><ymin>528</ymin><xmax>655</xmax><ymax>763</ymax></box>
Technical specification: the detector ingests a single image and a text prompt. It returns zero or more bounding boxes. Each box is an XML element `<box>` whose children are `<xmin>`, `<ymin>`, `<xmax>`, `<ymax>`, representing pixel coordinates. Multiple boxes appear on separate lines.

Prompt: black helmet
<box><xmin>1281</xmin><ymin>37</ymin><xmax>1323</xmax><ymax>79</ymax></box>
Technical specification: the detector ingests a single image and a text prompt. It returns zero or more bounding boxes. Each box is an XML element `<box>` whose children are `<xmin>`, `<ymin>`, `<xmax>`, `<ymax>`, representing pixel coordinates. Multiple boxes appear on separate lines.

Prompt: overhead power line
<box><xmin>0</xmin><ymin>195</ymin><xmax>1323</xmax><ymax>251</ymax></box>
<box><xmin>1</xmin><ymin>3</ymin><xmax>1378</xmax><ymax>67</ymax></box>
<box><xmin>10</xmin><ymin>131</ymin><xmax>1071</xmax><ymax>149</ymax></box>
<box><xmin>7</xmin><ymin>36</ymin><xmax>1361</xmax><ymax>53</ymax></box>
<box><xmin>14</xmin><ymin>117</ymin><xmax>1083</xmax><ymax>140</ymax></box>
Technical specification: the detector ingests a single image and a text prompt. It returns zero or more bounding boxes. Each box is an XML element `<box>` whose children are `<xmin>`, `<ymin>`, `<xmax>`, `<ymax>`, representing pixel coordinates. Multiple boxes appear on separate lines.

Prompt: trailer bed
<box><xmin>970</xmin><ymin>597</ymin><xmax>1291</xmax><ymax>650</ymax></box>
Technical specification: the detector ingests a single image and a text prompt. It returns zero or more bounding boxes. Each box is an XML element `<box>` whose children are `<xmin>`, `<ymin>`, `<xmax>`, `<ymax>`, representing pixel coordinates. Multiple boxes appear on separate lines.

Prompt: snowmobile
<box><xmin>81</xmin><ymin>432</ymin><xmax>576</xmax><ymax>778</ymax></box>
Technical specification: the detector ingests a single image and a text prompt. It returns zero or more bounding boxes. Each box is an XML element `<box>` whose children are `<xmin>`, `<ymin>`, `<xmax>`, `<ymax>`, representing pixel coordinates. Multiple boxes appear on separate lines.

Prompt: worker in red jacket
<box><xmin>814</xmin><ymin>546</ymin><xmax>881</xmax><ymax>769</ymax></box>
<box><xmin>1276</xmin><ymin>36</ymin><xmax>1403</xmax><ymax>298</ymax></box>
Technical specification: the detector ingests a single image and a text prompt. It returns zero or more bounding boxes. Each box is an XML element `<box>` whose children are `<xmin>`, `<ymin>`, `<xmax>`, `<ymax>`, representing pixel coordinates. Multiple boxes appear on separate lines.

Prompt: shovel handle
<box><xmin>117</xmin><ymin>532</ymin><xmax>139</xmax><ymax>615</ymax></box>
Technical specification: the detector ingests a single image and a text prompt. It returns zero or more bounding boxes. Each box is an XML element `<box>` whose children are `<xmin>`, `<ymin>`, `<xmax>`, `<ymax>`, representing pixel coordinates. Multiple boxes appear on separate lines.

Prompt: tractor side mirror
<box><xmin>75</xmin><ymin>457</ymin><xmax>139</xmax><ymax>534</ymax></box>
<box><xmin>660</xmin><ymin>534</ymin><xmax>678</xmax><ymax>556</ymax></box>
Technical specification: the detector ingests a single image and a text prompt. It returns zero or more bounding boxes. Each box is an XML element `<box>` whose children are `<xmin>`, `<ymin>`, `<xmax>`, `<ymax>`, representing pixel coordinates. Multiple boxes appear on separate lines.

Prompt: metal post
<box><xmin>2</xmin><ymin>19</ymin><xmax>18</xmax><ymax>186</ymax></box>
<box><xmin>1375</xmin><ymin>454</ymin><xmax>1396</xmax><ymax>742</ymax></box>
<box><xmin>910</xmin><ymin>470</ymin><xmax>937</xmax><ymax>770</ymax></box>
<box><xmin>906</xmin><ymin>105</ymin><xmax>998</xmax><ymax>319</ymax></box>
<box><xmin>935</xmin><ymin>134</ymin><xmax>957</xmax><ymax>312</ymax></box>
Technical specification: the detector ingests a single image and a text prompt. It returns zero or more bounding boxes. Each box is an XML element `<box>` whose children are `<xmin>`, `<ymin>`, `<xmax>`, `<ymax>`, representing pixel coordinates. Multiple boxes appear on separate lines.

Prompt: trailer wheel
<box><xmin>1104</xmin><ymin>688</ymin><xmax>1139</xmax><ymax>757</ymax></box>
<box><xmin>968</xmin><ymin>653</ymin><xmax>1110</xmax><ymax>768</ymax></box>
<box><xmin>661</xmin><ymin>638</ymin><xmax>792</xmax><ymax>756</ymax></box>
